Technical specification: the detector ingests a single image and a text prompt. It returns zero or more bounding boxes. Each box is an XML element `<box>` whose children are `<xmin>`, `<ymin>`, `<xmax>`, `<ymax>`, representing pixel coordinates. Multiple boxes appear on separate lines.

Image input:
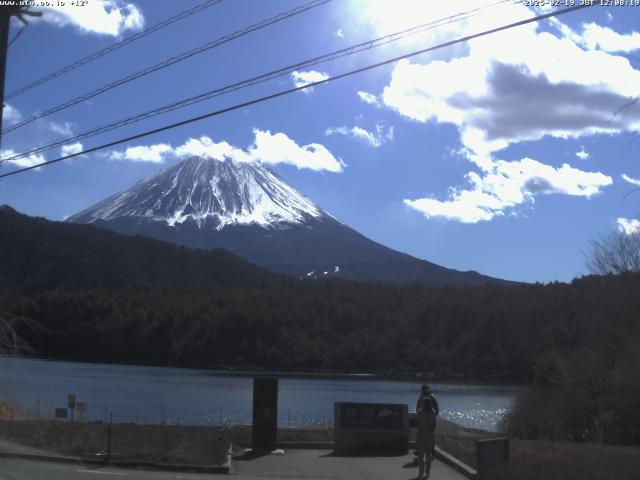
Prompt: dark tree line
<box><xmin>4</xmin><ymin>273</ymin><xmax>639</xmax><ymax>383</ymax></box>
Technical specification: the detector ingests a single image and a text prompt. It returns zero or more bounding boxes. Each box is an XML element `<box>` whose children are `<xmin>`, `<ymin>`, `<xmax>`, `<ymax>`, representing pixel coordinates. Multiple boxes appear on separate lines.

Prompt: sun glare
<box><xmin>347</xmin><ymin>0</ymin><xmax>532</xmax><ymax>52</ymax></box>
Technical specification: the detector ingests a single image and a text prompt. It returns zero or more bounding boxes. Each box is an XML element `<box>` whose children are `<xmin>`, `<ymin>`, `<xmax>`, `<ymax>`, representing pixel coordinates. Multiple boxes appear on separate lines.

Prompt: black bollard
<box><xmin>252</xmin><ymin>377</ymin><xmax>278</xmax><ymax>453</ymax></box>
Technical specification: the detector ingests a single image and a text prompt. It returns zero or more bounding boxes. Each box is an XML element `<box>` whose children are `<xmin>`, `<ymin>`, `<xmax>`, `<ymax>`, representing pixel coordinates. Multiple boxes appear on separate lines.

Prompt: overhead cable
<box><xmin>0</xmin><ymin>0</ymin><xmax>515</xmax><ymax>164</ymax></box>
<box><xmin>0</xmin><ymin>3</ymin><xmax>594</xmax><ymax>179</ymax></box>
<box><xmin>2</xmin><ymin>0</ymin><xmax>333</xmax><ymax>134</ymax></box>
<box><xmin>5</xmin><ymin>0</ymin><xmax>225</xmax><ymax>100</ymax></box>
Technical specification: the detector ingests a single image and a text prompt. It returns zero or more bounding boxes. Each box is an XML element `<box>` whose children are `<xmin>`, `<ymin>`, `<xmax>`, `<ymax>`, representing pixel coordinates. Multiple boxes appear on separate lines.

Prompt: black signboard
<box><xmin>54</xmin><ymin>408</ymin><xmax>67</xmax><ymax>419</ymax></box>
<box><xmin>252</xmin><ymin>377</ymin><xmax>278</xmax><ymax>452</ymax></box>
<box><xmin>477</xmin><ymin>437</ymin><xmax>510</xmax><ymax>480</ymax></box>
<box><xmin>339</xmin><ymin>402</ymin><xmax>404</xmax><ymax>430</ymax></box>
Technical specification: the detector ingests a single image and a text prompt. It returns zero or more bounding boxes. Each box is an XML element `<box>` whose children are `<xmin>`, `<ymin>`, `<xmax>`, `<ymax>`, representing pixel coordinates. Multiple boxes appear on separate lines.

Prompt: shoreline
<box><xmin>0</xmin><ymin>354</ymin><xmax>524</xmax><ymax>386</ymax></box>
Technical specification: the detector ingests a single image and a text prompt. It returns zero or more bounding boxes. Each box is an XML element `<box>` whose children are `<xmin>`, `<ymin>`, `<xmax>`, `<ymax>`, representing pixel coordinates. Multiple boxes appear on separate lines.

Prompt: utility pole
<box><xmin>0</xmin><ymin>6</ymin><xmax>40</xmax><ymax>152</ymax></box>
<box><xmin>0</xmin><ymin>9</ymin><xmax>12</xmax><ymax>153</ymax></box>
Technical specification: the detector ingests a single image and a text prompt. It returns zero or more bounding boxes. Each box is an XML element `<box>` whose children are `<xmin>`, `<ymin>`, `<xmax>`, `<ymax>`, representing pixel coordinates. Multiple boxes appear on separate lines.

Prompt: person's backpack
<box><xmin>422</xmin><ymin>397</ymin><xmax>434</xmax><ymax>414</ymax></box>
<box><xmin>427</xmin><ymin>393</ymin><xmax>440</xmax><ymax>416</ymax></box>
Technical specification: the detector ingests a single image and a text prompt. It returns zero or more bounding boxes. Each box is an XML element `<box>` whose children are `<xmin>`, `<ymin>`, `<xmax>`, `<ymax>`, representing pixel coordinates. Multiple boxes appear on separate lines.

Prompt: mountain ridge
<box><xmin>69</xmin><ymin>156</ymin><xmax>513</xmax><ymax>287</ymax></box>
<box><xmin>0</xmin><ymin>205</ymin><xmax>287</xmax><ymax>292</ymax></box>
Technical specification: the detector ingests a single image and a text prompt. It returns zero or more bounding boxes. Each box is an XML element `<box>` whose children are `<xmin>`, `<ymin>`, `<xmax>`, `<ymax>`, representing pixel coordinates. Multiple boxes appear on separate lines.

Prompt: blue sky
<box><xmin>2</xmin><ymin>0</ymin><xmax>640</xmax><ymax>283</ymax></box>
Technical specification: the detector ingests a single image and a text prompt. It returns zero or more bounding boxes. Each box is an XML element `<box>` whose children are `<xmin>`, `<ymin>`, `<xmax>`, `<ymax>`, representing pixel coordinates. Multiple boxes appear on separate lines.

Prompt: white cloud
<box><xmin>60</xmin><ymin>142</ymin><xmax>84</xmax><ymax>157</ymax></box>
<box><xmin>335</xmin><ymin>28</ymin><xmax>344</xmax><ymax>38</ymax></box>
<box><xmin>622</xmin><ymin>173</ymin><xmax>640</xmax><ymax>187</ymax></box>
<box><xmin>404</xmin><ymin>158</ymin><xmax>613</xmax><ymax>224</ymax></box>
<box><xmin>48</xmin><ymin>121</ymin><xmax>75</xmax><ymax>136</ymax></box>
<box><xmin>38</xmin><ymin>0</ymin><xmax>144</xmax><ymax>37</ymax></box>
<box><xmin>175</xmin><ymin>137</ymin><xmax>251</xmax><ymax>163</ymax></box>
<box><xmin>106</xmin><ymin>130</ymin><xmax>343</xmax><ymax>172</ymax></box>
<box><xmin>617</xmin><ymin>217</ymin><xmax>640</xmax><ymax>235</ymax></box>
<box><xmin>1</xmin><ymin>149</ymin><xmax>45</xmax><ymax>168</ymax></box>
<box><xmin>553</xmin><ymin>19</ymin><xmax>640</xmax><ymax>53</ymax></box>
<box><xmin>575</xmin><ymin>146</ymin><xmax>589</xmax><ymax>160</ymax></box>
<box><xmin>382</xmin><ymin>56</ymin><xmax>640</xmax><ymax>166</ymax></box>
<box><xmin>364</xmin><ymin>7</ymin><xmax>638</xmax><ymax>223</ymax></box>
<box><xmin>3</xmin><ymin>104</ymin><xmax>21</xmax><ymax>125</ymax></box>
<box><xmin>108</xmin><ymin>143</ymin><xmax>172</xmax><ymax>163</ymax></box>
<box><xmin>249</xmin><ymin>129</ymin><xmax>343</xmax><ymax>172</ymax></box>
<box><xmin>581</xmin><ymin>23</ymin><xmax>640</xmax><ymax>53</ymax></box>
<box><xmin>326</xmin><ymin>123</ymin><xmax>394</xmax><ymax>148</ymax></box>
<box><xmin>377</xmin><ymin>4</ymin><xmax>640</xmax><ymax>162</ymax></box>
<box><xmin>350</xmin><ymin>0</ymin><xmax>515</xmax><ymax>51</ymax></box>
<box><xmin>357</xmin><ymin>91</ymin><xmax>381</xmax><ymax>107</ymax></box>
<box><xmin>291</xmin><ymin>70</ymin><xmax>329</xmax><ymax>94</ymax></box>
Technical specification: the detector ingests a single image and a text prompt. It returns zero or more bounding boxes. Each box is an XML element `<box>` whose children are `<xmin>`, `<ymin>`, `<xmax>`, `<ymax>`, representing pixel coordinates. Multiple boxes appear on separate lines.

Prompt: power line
<box><xmin>7</xmin><ymin>25</ymin><xmax>25</xmax><ymax>49</ymax></box>
<box><xmin>2</xmin><ymin>0</ymin><xmax>333</xmax><ymax>135</ymax></box>
<box><xmin>5</xmin><ymin>0</ymin><xmax>225</xmax><ymax>100</ymax></box>
<box><xmin>1</xmin><ymin>0</ymin><xmax>516</xmax><ymax>164</ymax></box>
<box><xmin>0</xmin><ymin>3</ymin><xmax>594</xmax><ymax>180</ymax></box>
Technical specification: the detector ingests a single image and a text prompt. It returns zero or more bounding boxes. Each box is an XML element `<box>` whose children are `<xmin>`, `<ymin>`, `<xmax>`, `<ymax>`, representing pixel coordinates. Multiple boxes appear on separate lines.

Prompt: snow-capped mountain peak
<box><xmin>69</xmin><ymin>155</ymin><xmax>509</xmax><ymax>287</ymax></box>
<box><xmin>69</xmin><ymin>156</ymin><xmax>328</xmax><ymax>230</ymax></box>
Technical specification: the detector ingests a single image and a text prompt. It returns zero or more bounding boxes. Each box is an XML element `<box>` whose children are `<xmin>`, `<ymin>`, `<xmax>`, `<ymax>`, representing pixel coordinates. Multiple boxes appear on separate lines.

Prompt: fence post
<box><xmin>106</xmin><ymin>412</ymin><xmax>113</xmax><ymax>461</ymax></box>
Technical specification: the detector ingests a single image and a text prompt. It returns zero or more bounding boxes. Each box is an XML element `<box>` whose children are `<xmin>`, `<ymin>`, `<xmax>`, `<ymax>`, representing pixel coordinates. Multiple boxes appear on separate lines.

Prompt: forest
<box><xmin>3</xmin><ymin>273</ymin><xmax>638</xmax><ymax>382</ymax></box>
<box><xmin>2</xmin><ymin>206</ymin><xmax>639</xmax><ymax>442</ymax></box>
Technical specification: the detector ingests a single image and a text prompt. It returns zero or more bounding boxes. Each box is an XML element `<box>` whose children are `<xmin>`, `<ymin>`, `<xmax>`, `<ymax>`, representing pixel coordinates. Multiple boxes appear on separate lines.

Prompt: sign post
<box><xmin>252</xmin><ymin>377</ymin><xmax>278</xmax><ymax>453</ymax></box>
<box><xmin>67</xmin><ymin>394</ymin><xmax>76</xmax><ymax>422</ymax></box>
<box><xmin>76</xmin><ymin>402</ymin><xmax>87</xmax><ymax>421</ymax></box>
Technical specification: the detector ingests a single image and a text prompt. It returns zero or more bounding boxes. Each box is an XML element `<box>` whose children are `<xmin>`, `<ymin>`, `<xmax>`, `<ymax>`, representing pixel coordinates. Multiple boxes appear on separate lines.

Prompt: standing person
<box><xmin>416</xmin><ymin>385</ymin><xmax>439</xmax><ymax>473</ymax></box>
<box><xmin>416</xmin><ymin>391</ymin><xmax>437</xmax><ymax>479</ymax></box>
<box><xmin>416</xmin><ymin>384</ymin><xmax>439</xmax><ymax>420</ymax></box>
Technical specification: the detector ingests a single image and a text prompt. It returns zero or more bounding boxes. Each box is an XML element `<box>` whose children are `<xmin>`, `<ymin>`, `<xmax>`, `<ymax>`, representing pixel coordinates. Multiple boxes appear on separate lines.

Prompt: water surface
<box><xmin>0</xmin><ymin>357</ymin><xmax>519</xmax><ymax>431</ymax></box>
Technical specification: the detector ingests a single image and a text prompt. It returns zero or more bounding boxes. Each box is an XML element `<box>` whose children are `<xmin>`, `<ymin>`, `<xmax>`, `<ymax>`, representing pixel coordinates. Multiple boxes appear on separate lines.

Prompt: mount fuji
<box><xmin>69</xmin><ymin>156</ymin><xmax>507</xmax><ymax>287</ymax></box>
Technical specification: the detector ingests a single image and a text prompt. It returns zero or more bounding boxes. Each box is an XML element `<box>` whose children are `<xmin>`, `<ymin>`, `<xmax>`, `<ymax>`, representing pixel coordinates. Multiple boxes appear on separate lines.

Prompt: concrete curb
<box><xmin>277</xmin><ymin>441</ymin><xmax>334</xmax><ymax>449</ymax></box>
<box><xmin>0</xmin><ymin>450</ymin><xmax>231</xmax><ymax>474</ymax></box>
<box><xmin>235</xmin><ymin>441</ymin><xmax>335</xmax><ymax>450</ymax></box>
<box><xmin>433</xmin><ymin>446</ymin><xmax>477</xmax><ymax>479</ymax></box>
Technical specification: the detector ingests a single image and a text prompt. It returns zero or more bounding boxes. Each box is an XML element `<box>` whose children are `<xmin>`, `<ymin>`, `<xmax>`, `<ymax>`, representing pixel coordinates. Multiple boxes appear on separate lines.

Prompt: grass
<box><xmin>506</xmin><ymin>440</ymin><xmax>640</xmax><ymax>480</ymax></box>
<box><xmin>432</xmin><ymin>419</ymin><xmax>640</xmax><ymax>480</ymax></box>
<box><xmin>0</xmin><ymin>400</ymin><xmax>19</xmax><ymax>419</ymax></box>
<box><xmin>0</xmin><ymin>417</ymin><xmax>334</xmax><ymax>465</ymax></box>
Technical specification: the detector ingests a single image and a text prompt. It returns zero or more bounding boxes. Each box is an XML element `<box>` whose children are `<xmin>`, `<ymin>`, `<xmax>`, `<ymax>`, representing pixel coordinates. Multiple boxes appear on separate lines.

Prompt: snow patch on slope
<box><xmin>70</xmin><ymin>156</ymin><xmax>331</xmax><ymax>230</ymax></box>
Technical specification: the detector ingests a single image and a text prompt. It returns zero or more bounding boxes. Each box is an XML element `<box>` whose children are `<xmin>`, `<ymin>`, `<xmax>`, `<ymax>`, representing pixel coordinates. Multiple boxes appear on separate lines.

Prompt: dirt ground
<box><xmin>2</xmin><ymin>417</ymin><xmax>638</xmax><ymax>478</ymax></box>
<box><xmin>0</xmin><ymin>419</ymin><xmax>230</xmax><ymax>465</ymax></box>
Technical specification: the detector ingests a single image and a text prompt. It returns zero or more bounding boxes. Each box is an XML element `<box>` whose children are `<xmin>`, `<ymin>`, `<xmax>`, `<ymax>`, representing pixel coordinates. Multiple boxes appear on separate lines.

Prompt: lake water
<box><xmin>0</xmin><ymin>357</ymin><xmax>519</xmax><ymax>432</ymax></box>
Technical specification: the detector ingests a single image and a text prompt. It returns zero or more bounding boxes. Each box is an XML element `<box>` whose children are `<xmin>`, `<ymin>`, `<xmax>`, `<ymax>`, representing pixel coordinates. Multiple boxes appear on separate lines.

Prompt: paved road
<box><xmin>0</xmin><ymin>458</ymin><xmax>215</xmax><ymax>480</ymax></box>
<box><xmin>0</xmin><ymin>449</ymin><xmax>468</xmax><ymax>480</ymax></box>
<box><xmin>233</xmin><ymin>449</ymin><xmax>466</xmax><ymax>480</ymax></box>
<box><xmin>0</xmin><ymin>438</ymin><xmax>56</xmax><ymax>456</ymax></box>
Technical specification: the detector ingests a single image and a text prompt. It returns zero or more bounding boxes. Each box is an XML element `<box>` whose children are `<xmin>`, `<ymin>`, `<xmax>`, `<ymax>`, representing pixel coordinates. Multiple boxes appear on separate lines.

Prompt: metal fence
<box><xmin>2</xmin><ymin>398</ymin><xmax>334</xmax><ymax>429</ymax></box>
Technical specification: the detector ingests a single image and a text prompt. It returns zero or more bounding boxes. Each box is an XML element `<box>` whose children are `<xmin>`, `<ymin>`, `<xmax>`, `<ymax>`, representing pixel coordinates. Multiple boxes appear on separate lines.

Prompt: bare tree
<box><xmin>587</xmin><ymin>220</ymin><xmax>640</xmax><ymax>275</ymax></box>
<box><xmin>0</xmin><ymin>312</ymin><xmax>44</xmax><ymax>355</ymax></box>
